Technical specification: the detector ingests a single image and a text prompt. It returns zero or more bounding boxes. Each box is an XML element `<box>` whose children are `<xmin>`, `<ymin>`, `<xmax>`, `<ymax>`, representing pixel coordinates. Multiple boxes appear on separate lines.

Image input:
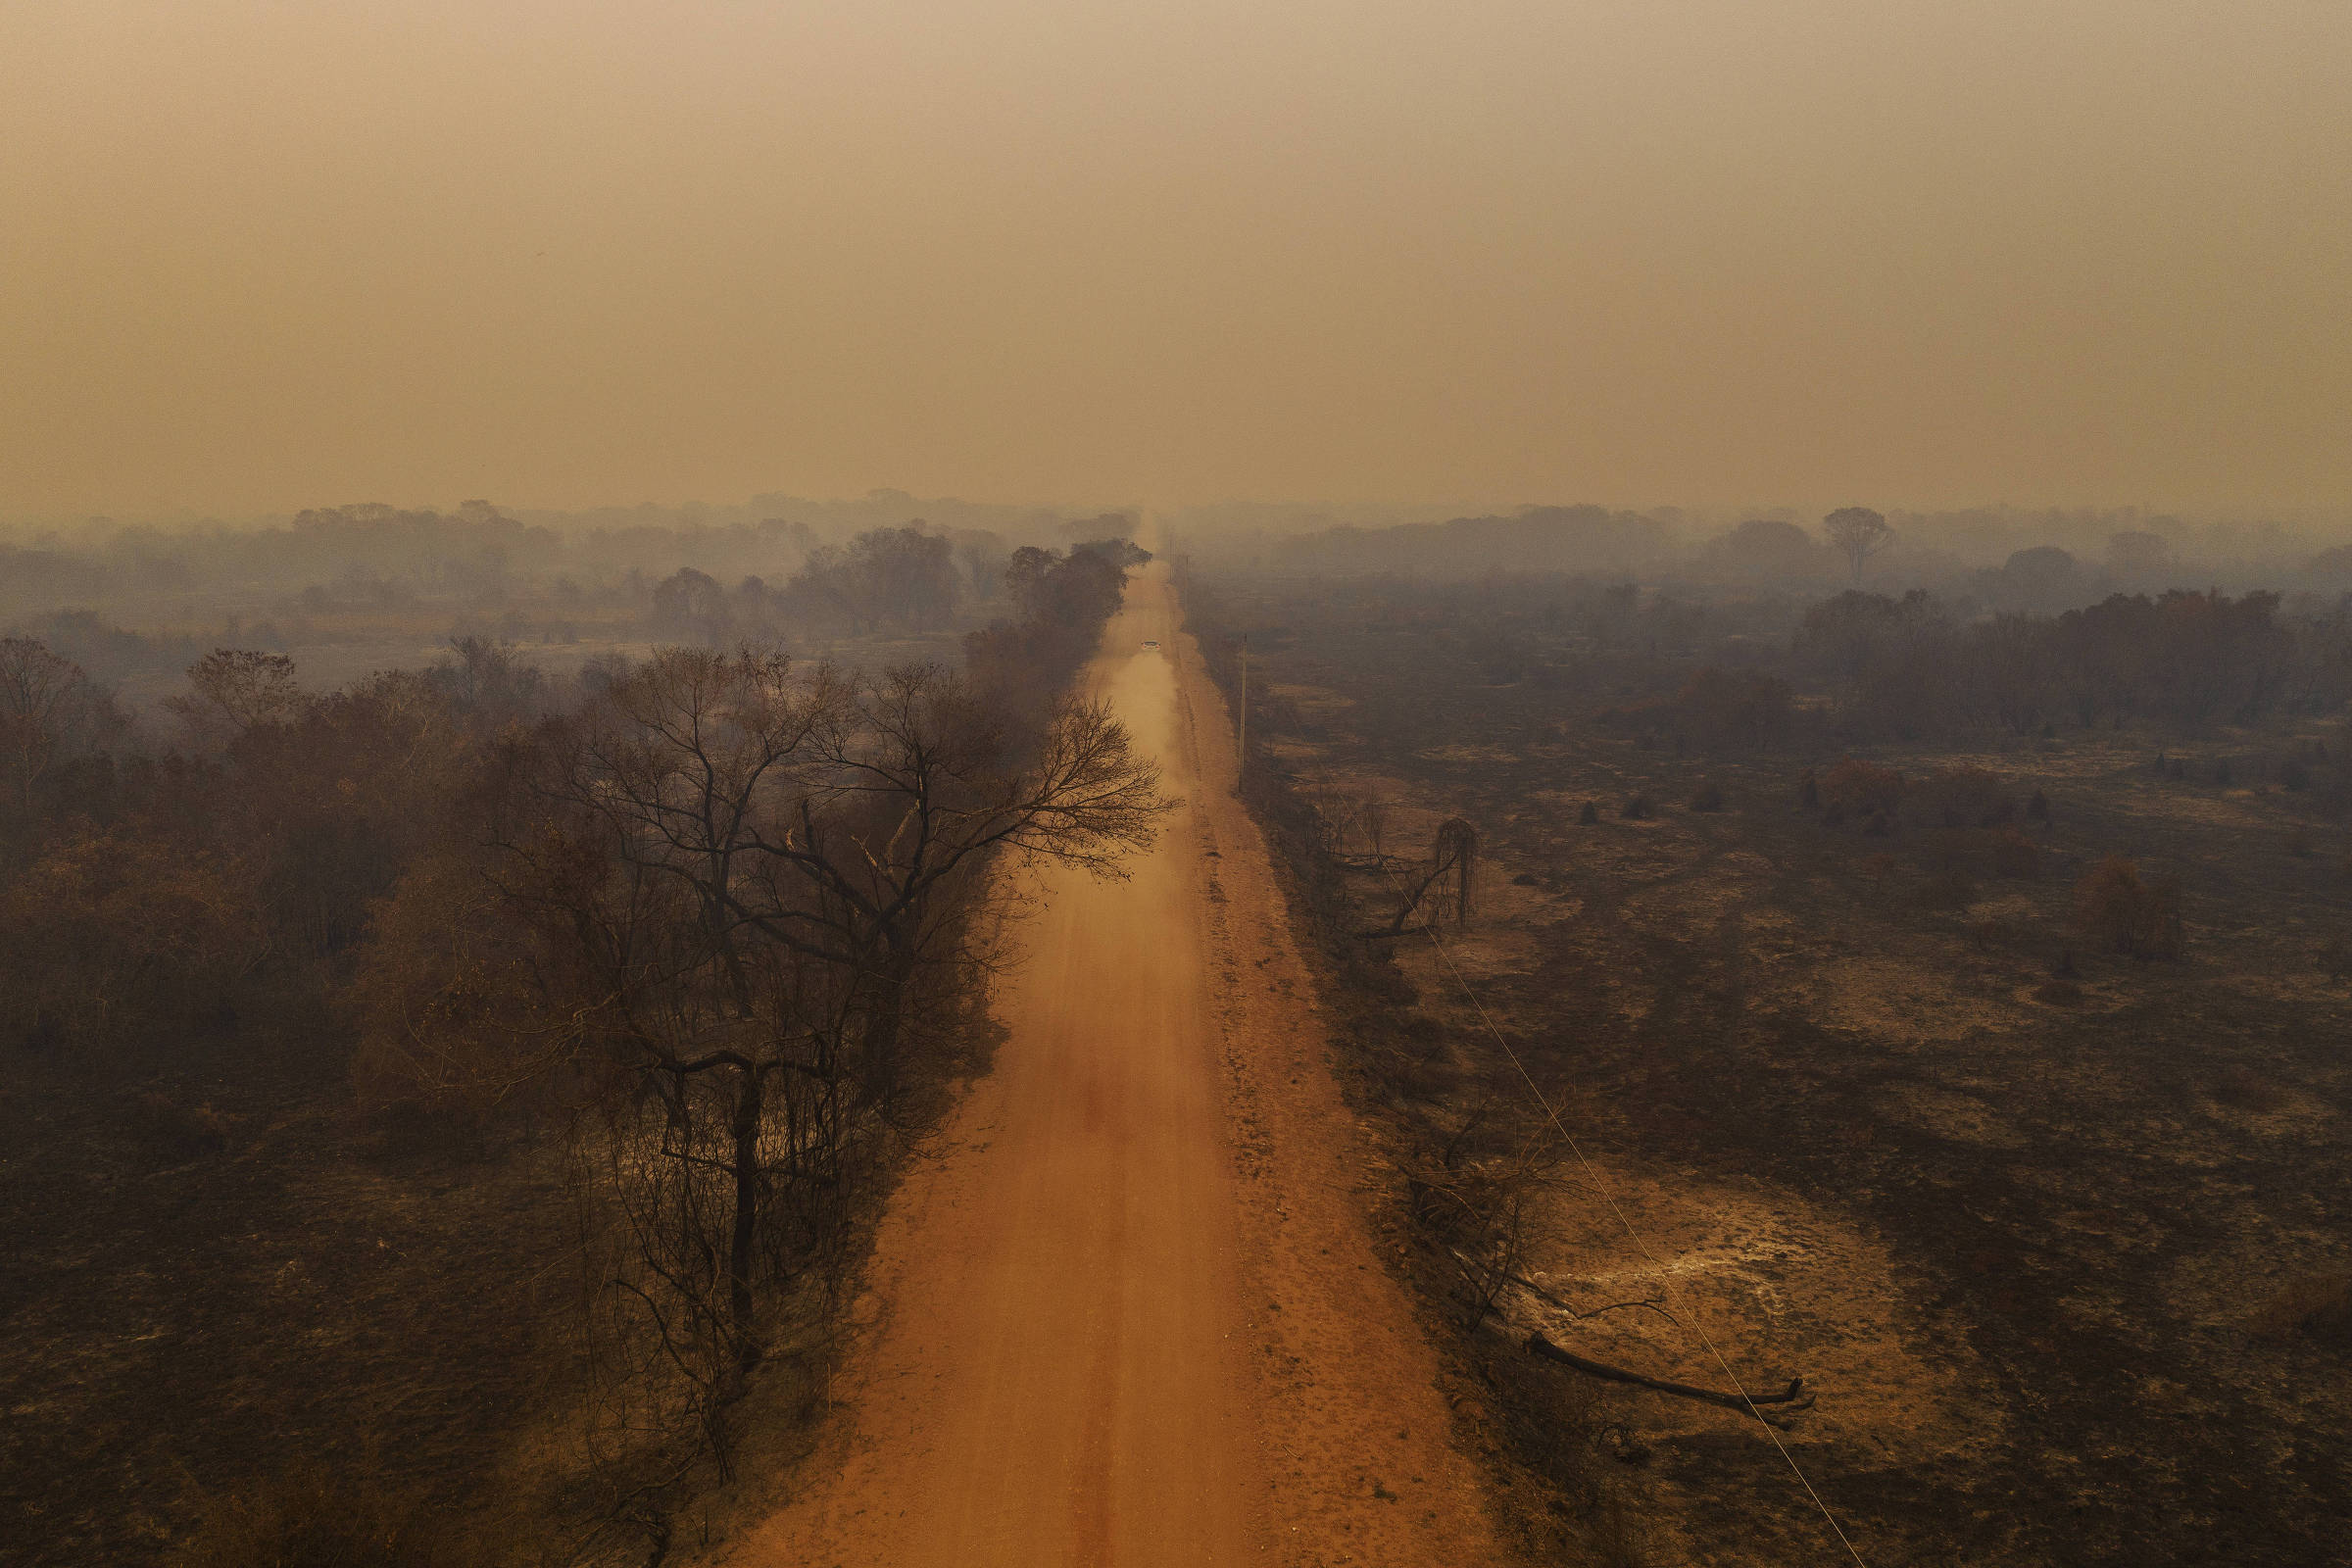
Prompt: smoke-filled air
<box><xmin>5</xmin><ymin>5</ymin><xmax>2349</xmax><ymax>1568</ymax></box>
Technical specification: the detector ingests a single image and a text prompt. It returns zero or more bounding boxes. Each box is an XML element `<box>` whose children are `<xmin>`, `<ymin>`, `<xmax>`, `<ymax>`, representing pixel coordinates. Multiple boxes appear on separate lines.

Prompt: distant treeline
<box><xmin>1216</xmin><ymin>570</ymin><xmax>2352</xmax><ymax>757</ymax></box>
<box><xmin>0</xmin><ymin>498</ymin><xmax>1136</xmax><ymax>630</ymax></box>
<box><xmin>1225</xmin><ymin>504</ymin><xmax>2352</xmax><ymax>610</ymax></box>
<box><xmin>0</xmin><ymin>537</ymin><xmax>1153</xmax><ymax>1031</ymax></box>
<box><xmin>1787</xmin><ymin>588</ymin><xmax>2336</xmax><ymax>738</ymax></box>
<box><xmin>645</xmin><ymin>528</ymin><xmax>1148</xmax><ymax>649</ymax></box>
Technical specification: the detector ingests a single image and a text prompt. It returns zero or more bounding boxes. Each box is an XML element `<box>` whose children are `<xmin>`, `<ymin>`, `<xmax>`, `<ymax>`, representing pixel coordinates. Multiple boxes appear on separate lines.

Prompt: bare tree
<box><xmin>357</xmin><ymin>647</ymin><xmax>1167</xmax><ymax>1455</ymax></box>
<box><xmin>0</xmin><ymin>636</ymin><xmax>111</xmax><ymax>816</ymax></box>
<box><xmin>168</xmin><ymin>648</ymin><xmax>304</xmax><ymax>746</ymax></box>
<box><xmin>1368</xmin><ymin>816</ymin><xmax>1479</xmax><ymax>936</ymax></box>
<box><xmin>1822</xmin><ymin>507</ymin><xmax>1894</xmax><ymax>586</ymax></box>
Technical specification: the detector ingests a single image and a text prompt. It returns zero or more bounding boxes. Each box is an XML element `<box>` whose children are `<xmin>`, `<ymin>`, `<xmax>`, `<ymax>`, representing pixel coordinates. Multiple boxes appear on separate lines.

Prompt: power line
<box><xmin>1374</xmin><ymin>861</ymin><xmax>1870</xmax><ymax>1568</ymax></box>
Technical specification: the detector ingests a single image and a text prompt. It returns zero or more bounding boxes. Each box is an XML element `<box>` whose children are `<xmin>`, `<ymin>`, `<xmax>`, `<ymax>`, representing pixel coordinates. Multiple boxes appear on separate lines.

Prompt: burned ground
<box><xmin>1189</xmin><ymin>569</ymin><xmax>2352</xmax><ymax>1566</ymax></box>
<box><xmin>0</xmin><ymin>997</ymin><xmax>575</xmax><ymax>1566</ymax></box>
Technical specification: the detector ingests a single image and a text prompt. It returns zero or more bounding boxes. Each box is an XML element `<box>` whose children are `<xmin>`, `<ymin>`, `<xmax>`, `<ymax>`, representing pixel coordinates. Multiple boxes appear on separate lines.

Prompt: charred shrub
<box><xmin>1989</xmin><ymin>827</ymin><xmax>2042</xmax><ymax>878</ymax></box>
<box><xmin>1820</xmin><ymin>758</ymin><xmax>1905</xmax><ymax>816</ymax></box>
<box><xmin>2074</xmin><ymin>856</ymin><xmax>2183</xmax><ymax>958</ymax></box>
<box><xmin>1967</xmin><ymin>914</ymin><xmax>2028</xmax><ymax>951</ymax></box>
<box><xmin>2250</xmin><ymin>1274</ymin><xmax>2352</xmax><ymax>1349</ymax></box>
<box><xmin>2210</xmin><ymin>1063</ymin><xmax>2287</xmax><ymax>1112</ymax></box>
<box><xmin>1915</xmin><ymin>833</ymin><xmax>1977</xmax><ymax>908</ymax></box>
<box><xmin>1674</xmin><ymin>665</ymin><xmax>1791</xmax><ymax>751</ymax></box>
<box><xmin>1917</xmin><ymin>870</ymin><xmax>1977</xmax><ymax>910</ymax></box>
<box><xmin>170</xmin><ymin>1464</ymin><xmax>474</xmax><ymax>1568</ymax></box>
<box><xmin>1494</xmin><ymin>1357</ymin><xmax>1604</xmax><ymax>1496</ymax></box>
<box><xmin>127</xmin><ymin>1091</ymin><xmax>234</xmax><ymax>1159</ymax></box>
<box><xmin>1912</xmin><ymin>765</ymin><xmax>2012</xmax><ymax>831</ymax></box>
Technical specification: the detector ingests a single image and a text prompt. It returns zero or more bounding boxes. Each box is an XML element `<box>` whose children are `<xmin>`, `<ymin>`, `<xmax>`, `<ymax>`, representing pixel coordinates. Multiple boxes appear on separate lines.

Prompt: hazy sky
<box><xmin>3</xmin><ymin>1</ymin><xmax>2347</xmax><ymax>518</ymax></box>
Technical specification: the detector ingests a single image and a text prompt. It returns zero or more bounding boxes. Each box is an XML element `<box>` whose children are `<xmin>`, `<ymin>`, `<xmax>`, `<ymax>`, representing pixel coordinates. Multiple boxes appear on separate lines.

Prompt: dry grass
<box><xmin>1191</xmin><ymin>569</ymin><xmax>2352</xmax><ymax>1567</ymax></box>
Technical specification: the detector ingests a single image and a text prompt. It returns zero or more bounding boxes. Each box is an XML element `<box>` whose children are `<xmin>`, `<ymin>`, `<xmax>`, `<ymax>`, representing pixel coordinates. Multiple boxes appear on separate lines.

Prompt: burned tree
<box><xmin>1368</xmin><ymin>816</ymin><xmax>1479</xmax><ymax>936</ymax></box>
<box><xmin>0</xmin><ymin>636</ymin><xmax>120</xmax><ymax>820</ymax></box>
<box><xmin>1822</xmin><ymin>506</ymin><xmax>1893</xmax><ymax>586</ymax></box>
<box><xmin>355</xmin><ymin>647</ymin><xmax>1166</xmax><ymax>1457</ymax></box>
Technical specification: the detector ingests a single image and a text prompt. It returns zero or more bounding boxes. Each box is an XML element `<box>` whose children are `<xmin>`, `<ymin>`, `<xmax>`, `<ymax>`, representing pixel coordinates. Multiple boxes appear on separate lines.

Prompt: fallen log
<box><xmin>1453</xmin><ymin>1250</ymin><xmax>1672</xmax><ymax>1327</ymax></box>
<box><xmin>1525</xmin><ymin>1332</ymin><xmax>1812</xmax><ymax>1419</ymax></box>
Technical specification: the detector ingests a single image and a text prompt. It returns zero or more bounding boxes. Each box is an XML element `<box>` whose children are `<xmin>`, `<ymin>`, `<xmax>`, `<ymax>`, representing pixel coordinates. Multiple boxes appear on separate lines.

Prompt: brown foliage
<box><xmin>0</xmin><ymin>823</ymin><xmax>265</xmax><ymax>1051</ymax></box>
<box><xmin>0</xmin><ymin>635</ymin><xmax>126</xmax><ymax>828</ymax></box>
<box><xmin>2074</xmin><ymin>856</ymin><xmax>2183</xmax><ymax>958</ymax></box>
<box><xmin>346</xmin><ymin>852</ymin><xmax>572</xmax><ymax>1114</ymax></box>
<box><xmin>167</xmin><ymin>648</ymin><xmax>306</xmax><ymax>747</ymax></box>
<box><xmin>1820</xmin><ymin>757</ymin><xmax>1905</xmax><ymax>815</ymax></box>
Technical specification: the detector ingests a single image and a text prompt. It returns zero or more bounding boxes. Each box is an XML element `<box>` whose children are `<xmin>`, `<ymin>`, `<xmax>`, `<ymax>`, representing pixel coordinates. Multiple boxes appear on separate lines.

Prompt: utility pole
<box><xmin>1236</xmin><ymin>635</ymin><xmax>1249</xmax><ymax>774</ymax></box>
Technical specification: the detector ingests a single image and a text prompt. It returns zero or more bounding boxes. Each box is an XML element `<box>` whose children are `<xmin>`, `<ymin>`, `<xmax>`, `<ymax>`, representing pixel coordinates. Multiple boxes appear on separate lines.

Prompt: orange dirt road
<box><xmin>717</xmin><ymin>566</ymin><xmax>1504</xmax><ymax>1568</ymax></box>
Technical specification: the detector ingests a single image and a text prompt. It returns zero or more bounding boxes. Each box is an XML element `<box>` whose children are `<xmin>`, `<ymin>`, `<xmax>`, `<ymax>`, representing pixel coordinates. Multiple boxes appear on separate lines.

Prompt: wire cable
<box><xmin>1374</xmin><ymin>861</ymin><xmax>1870</xmax><ymax>1567</ymax></box>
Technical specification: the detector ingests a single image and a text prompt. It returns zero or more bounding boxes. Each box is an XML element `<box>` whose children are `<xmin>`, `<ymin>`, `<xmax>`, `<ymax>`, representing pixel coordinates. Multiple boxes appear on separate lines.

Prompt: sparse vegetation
<box><xmin>1189</xmin><ymin>558</ymin><xmax>2352</xmax><ymax>1566</ymax></box>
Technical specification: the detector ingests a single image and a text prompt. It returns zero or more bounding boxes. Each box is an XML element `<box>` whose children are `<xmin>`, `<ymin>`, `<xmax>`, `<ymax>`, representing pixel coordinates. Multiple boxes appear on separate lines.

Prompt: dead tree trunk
<box><xmin>1364</xmin><ymin>816</ymin><xmax>1480</xmax><ymax>937</ymax></box>
<box><xmin>1435</xmin><ymin>817</ymin><xmax>1476</xmax><ymax>926</ymax></box>
<box><xmin>1525</xmin><ymin>1332</ymin><xmax>1811</xmax><ymax>1417</ymax></box>
<box><xmin>727</xmin><ymin>1065</ymin><xmax>764</xmax><ymax>1382</ymax></box>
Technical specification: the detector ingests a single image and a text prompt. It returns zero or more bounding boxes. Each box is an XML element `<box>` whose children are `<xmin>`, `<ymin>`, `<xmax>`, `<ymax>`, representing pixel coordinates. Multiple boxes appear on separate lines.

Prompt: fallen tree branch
<box><xmin>1525</xmin><ymin>1332</ymin><xmax>1813</xmax><ymax>1421</ymax></box>
<box><xmin>1454</xmin><ymin>1250</ymin><xmax>1675</xmax><ymax>1329</ymax></box>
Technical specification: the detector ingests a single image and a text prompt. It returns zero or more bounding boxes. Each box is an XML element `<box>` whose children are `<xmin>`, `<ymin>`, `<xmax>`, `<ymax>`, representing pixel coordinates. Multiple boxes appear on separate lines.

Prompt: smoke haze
<box><xmin>4</xmin><ymin>1</ymin><xmax>2347</xmax><ymax>515</ymax></box>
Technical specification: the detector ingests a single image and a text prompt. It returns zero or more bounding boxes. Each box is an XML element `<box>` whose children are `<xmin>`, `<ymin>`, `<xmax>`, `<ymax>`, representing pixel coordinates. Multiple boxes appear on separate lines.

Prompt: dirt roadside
<box><xmin>704</xmin><ymin>564</ymin><xmax>1505</xmax><ymax>1567</ymax></box>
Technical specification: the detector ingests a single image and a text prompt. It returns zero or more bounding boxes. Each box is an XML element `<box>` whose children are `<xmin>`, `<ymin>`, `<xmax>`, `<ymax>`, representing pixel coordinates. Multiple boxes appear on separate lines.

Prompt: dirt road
<box><xmin>717</xmin><ymin>566</ymin><xmax>1502</xmax><ymax>1568</ymax></box>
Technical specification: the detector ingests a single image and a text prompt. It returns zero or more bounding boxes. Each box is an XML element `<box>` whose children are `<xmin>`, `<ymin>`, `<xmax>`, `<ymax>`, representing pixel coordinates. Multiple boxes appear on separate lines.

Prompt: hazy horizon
<box><xmin>6</xmin><ymin>1</ymin><xmax>2348</xmax><ymax>517</ymax></box>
